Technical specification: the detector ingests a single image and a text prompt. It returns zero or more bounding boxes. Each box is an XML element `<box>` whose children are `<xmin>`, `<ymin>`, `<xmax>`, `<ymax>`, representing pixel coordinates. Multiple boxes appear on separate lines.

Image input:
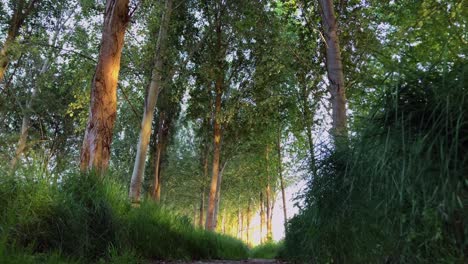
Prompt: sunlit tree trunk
<box><xmin>213</xmin><ymin>160</ymin><xmax>227</xmax><ymax>229</ymax></box>
<box><xmin>246</xmin><ymin>200</ymin><xmax>251</xmax><ymax>245</ymax></box>
<box><xmin>319</xmin><ymin>0</ymin><xmax>347</xmax><ymax>142</ymax></box>
<box><xmin>260</xmin><ymin>192</ymin><xmax>265</xmax><ymax>243</ymax></box>
<box><xmin>265</xmin><ymin>146</ymin><xmax>273</xmax><ymax>240</ymax></box>
<box><xmin>237</xmin><ymin>208</ymin><xmax>242</xmax><ymax>238</ymax></box>
<box><xmin>129</xmin><ymin>0</ymin><xmax>173</xmax><ymax>202</ymax></box>
<box><xmin>80</xmin><ymin>0</ymin><xmax>130</xmax><ymax>174</ymax></box>
<box><xmin>222</xmin><ymin>208</ymin><xmax>226</xmax><ymax>233</ymax></box>
<box><xmin>205</xmin><ymin>13</ymin><xmax>224</xmax><ymax>230</ymax></box>
<box><xmin>277</xmin><ymin>129</ymin><xmax>287</xmax><ymax>226</ymax></box>
<box><xmin>0</xmin><ymin>0</ymin><xmax>39</xmax><ymax>82</ymax></box>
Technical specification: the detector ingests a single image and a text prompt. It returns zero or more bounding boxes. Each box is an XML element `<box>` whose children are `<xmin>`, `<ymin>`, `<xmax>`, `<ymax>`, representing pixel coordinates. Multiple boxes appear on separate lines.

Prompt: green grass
<box><xmin>0</xmin><ymin>170</ymin><xmax>248</xmax><ymax>263</ymax></box>
<box><xmin>249</xmin><ymin>241</ymin><xmax>283</xmax><ymax>259</ymax></box>
<box><xmin>282</xmin><ymin>68</ymin><xmax>467</xmax><ymax>263</ymax></box>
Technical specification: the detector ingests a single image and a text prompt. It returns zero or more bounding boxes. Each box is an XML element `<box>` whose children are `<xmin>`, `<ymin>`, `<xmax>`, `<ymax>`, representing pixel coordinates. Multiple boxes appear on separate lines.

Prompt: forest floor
<box><xmin>151</xmin><ymin>259</ymin><xmax>283</xmax><ymax>263</ymax></box>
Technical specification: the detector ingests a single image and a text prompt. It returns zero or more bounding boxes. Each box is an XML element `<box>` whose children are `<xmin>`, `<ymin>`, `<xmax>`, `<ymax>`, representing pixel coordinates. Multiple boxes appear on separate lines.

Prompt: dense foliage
<box><xmin>0</xmin><ymin>0</ymin><xmax>466</xmax><ymax>262</ymax></box>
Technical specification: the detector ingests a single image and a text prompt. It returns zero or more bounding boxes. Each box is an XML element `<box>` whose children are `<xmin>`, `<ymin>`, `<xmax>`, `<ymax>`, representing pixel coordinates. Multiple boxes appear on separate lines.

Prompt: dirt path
<box><xmin>152</xmin><ymin>259</ymin><xmax>284</xmax><ymax>264</ymax></box>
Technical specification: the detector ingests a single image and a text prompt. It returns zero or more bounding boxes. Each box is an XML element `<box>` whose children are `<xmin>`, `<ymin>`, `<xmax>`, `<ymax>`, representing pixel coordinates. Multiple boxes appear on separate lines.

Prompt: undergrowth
<box><xmin>249</xmin><ymin>241</ymin><xmax>283</xmax><ymax>259</ymax></box>
<box><xmin>0</xmin><ymin>171</ymin><xmax>248</xmax><ymax>263</ymax></box>
<box><xmin>282</xmin><ymin>66</ymin><xmax>467</xmax><ymax>263</ymax></box>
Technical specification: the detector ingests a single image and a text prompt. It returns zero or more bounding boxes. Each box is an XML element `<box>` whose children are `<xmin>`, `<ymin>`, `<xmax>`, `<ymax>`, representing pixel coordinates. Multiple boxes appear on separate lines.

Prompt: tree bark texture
<box><xmin>80</xmin><ymin>0</ymin><xmax>130</xmax><ymax>174</ymax></box>
<box><xmin>205</xmin><ymin>13</ymin><xmax>224</xmax><ymax>231</ymax></box>
<box><xmin>128</xmin><ymin>0</ymin><xmax>173</xmax><ymax>202</ymax></box>
<box><xmin>319</xmin><ymin>0</ymin><xmax>348</xmax><ymax>142</ymax></box>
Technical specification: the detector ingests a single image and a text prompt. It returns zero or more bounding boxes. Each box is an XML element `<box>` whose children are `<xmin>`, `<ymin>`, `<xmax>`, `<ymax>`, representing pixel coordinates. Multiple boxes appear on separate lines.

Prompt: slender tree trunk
<box><xmin>193</xmin><ymin>205</ymin><xmax>197</xmax><ymax>226</ymax></box>
<box><xmin>246</xmin><ymin>200</ymin><xmax>251</xmax><ymax>244</ymax></box>
<box><xmin>205</xmin><ymin>15</ymin><xmax>224</xmax><ymax>231</ymax></box>
<box><xmin>80</xmin><ymin>0</ymin><xmax>130</xmax><ymax>174</ymax></box>
<box><xmin>265</xmin><ymin>187</ymin><xmax>273</xmax><ymax>240</ymax></box>
<box><xmin>0</xmin><ymin>0</ymin><xmax>39</xmax><ymax>82</ymax></box>
<box><xmin>213</xmin><ymin>160</ymin><xmax>227</xmax><ymax>229</ymax></box>
<box><xmin>151</xmin><ymin>112</ymin><xmax>165</xmax><ymax>202</ymax></box>
<box><xmin>237</xmin><ymin>208</ymin><xmax>242</xmax><ymax>239</ymax></box>
<box><xmin>260</xmin><ymin>192</ymin><xmax>265</xmax><ymax>243</ymax></box>
<box><xmin>199</xmin><ymin>186</ymin><xmax>205</xmax><ymax>228</ymax></box>
<box><xmin>11</xmin><ymin>16</ymin><xmax>63</xmax><ymax>171</ymax></box>
<box><xmin>269</xmin><ymin>196</ymin><xmax>275</xmax><ymax>237</ymax></box>
<box><xmin>128</xmin><ymin>0</ymin><xmax>172</xmax><ymax>202</ymax></box>
<box><xmin>221</xmin><ymin>208</ymin><xmax>226</xmax><ymax>234</ymax></box>
<box><xmin>319</xmin><ymin>0</ymin><xmax>347</xmax><ymax>142</ymax></box>
<box><xmin>199</xmin><ymin>150</ymin><xmax>209</xmax><ymax>228</ymax></box>
<box><xmin>300</xmin><ymin>78</ymin><xmax>318</xmax><ymax>176</ymax></box>
<box><xmin>277</xmin><ymin>129</ymin><xmax>287</xmax><ymax>226</ymax></box>
<box><xmin>265</xmin><ymin>146</ymin><xmax>273</xmax><ymax>240</ymax></box>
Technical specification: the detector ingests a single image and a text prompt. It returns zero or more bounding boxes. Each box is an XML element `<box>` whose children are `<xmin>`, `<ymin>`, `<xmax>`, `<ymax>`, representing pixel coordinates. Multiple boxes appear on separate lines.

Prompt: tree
<box><xmin>129</xmin><ymin>0</ymin><xmax>173</xmax><ymax>204</ymax></box>
<box><xmin>10</xmin><ymin>3</ymin><xmax>75</xmax><ymax>172</ymax></box>
<box><xmin>0</xmin><ymin>0</ymin><xmax>39</xmax><ymax>82</ymax></box>
<box><xmin>80</xmin><ymin>0</ymin><xmax>130</xmax><ymax>173</ymax></box>
<box><xmin>318</xmin><ymin>0</ymin><xmax>347</xmax><ymax>142</ymax></box>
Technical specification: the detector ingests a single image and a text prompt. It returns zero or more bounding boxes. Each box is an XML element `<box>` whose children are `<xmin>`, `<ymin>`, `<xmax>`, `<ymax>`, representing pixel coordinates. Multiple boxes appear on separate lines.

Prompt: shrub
<box><xmin>282</xmin><ymin>69</ymin><xmax>467</xmax><ymax>263</ymax></box>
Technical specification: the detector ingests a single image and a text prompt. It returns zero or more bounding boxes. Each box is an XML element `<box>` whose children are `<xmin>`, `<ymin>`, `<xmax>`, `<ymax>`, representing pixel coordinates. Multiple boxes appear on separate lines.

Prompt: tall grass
<box><xmin>282</xmin><ymin>68</ymin><xmax>467</xmax><ymax>263</ymax></box>
<box><xmin>249</xmin><ymin>241</ymin><xmax>283</xmax><ymax>259</ymax></box>
<box><xmin>0</xmin><ymin>170</ymin><xmax>248</xmax><ymax>263</ymax></box>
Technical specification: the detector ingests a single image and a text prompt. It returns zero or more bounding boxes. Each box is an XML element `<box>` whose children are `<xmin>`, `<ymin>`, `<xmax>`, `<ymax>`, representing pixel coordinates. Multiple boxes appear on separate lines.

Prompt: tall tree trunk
<box><xmin>128</xmin><ymin>0</ymin><xmax>172</xmax><ymax>202</ymax></box>
<box><xmin>205</xmin><ymin>15</ymin><xmax>224</xmax><ymax>231</ymax></box>
<box><xmin>80</xmin><ymin>0</ymin><xmax>130</xmax><ymax>174</ymax></box>
<box><xmin>300</xmin><ymin>76</ymin><xmax>318</xmax><ymax>176</ymax></box>
<box><xmin>0</xmin><ymin>0</ymin><xmax>39</xmax><ymax>82</ymax></box>
<box><xmin>277</xmin><ymin>129</ymin><xmax>287</xmax><ymax>226</ymax></box>
<box><xmin>265</xmin><ymin>146</ymin><xmax>273</xmax><ymax>240</ymax></box>
<box><xmin>221</xmin><ymin>208</ymin><xmax>226</xmax><ymax>234</ymax></box>
<box><xmin>199</xmin><ymin>150</ymin><xmax>209</xmax><ymax>228</ymax></box>
<box><xmin>151</xmin><ymin>112</ymin><xmax>166</xmax><ymax>202</ymax></box>
<box><xmin>319</xmin><ymin>0</ymin><xmax>347</xmax><ymax>142</ymax></box>
<box><xmin>213</xmin><ymin>160</ymin><xmax>227</xmax><ymax>229</ymax></box>
<box><xmin>265</xmin><ymin>186</ymin><xmax>272</xmax><ymax>240</ymax></box>
<box><xmin>11</xmin><ymin>14</ymin><xmax>64</xmax><ymax>171</ymax></box>
<box><xmin>260</xmin><ymin>192</ymin><xmax>265</xmax><ymax>243</ymax></box>
<box><xmin>246</xmin><ymin>200</ymin><xmax>251</xmax><ymax>245</ymax></box>
<box><xmin>199</xmin><ymin>186</ymin><xmax>205</xmax><ymax>228</ymax></box>
<box><xmin>237</xmin><ymin>208</ymin><xmax>242</xmax><ymax>239</ymax></box>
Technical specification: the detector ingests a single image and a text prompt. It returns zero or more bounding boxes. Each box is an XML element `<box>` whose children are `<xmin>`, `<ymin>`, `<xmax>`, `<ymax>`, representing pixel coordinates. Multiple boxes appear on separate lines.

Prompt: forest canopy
<box><xmin>0</xmin><ymin>0</ymin><xmax>466</xmax><ymax>263</ymax></box>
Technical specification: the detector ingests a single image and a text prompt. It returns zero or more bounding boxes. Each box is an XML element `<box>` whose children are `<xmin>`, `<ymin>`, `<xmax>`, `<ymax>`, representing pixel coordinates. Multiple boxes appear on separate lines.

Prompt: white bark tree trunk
<box><xmin>129</xmin><ymin>0</ymin><xmax>173</xmax><ymax>203</ymax></box>
<box><xmin>319</xmin><ymin>0</ymin><xmax>348</xmax><ymax>143</ymax></box>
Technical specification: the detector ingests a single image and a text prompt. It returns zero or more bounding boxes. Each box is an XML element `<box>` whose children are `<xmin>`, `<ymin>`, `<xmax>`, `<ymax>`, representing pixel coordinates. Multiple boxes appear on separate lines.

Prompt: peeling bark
<box><xmin>80</xmin><ymin>0</ymin><xmax>130</xmax><ymax>174</ymax></box>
